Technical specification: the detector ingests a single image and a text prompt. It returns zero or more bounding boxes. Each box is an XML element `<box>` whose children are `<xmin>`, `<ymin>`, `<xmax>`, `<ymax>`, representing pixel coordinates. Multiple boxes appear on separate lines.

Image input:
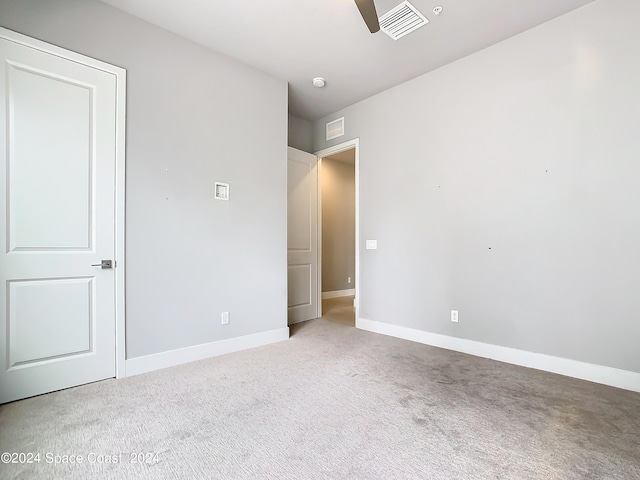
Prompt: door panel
<box><xmin>287</xmin><ymin>159</ymin><xmax>312</xmax><ymax>249</ymax></box>
<box><xmin>9</xmin><ymin>63</ymin><xmax>92</xmax><ymax>250</ymax></box>
<box><xmin>0</xmin><ymin>34</ymin><xmax>118</xmax><ymax>403</ymax></box>
<box><xmin>287</xmin><ymin>264</ymin><xmax>311</xmax><ymax>308</ymax></box>
<box><xmin>287</xmin><ymin>147</ymin><xmax>318</xmax><ymax>324</ymax></box>
<box><xmin>8</xmin><ymin>278</ymin><xmax>93</xmax><ymax>367</ymax></box>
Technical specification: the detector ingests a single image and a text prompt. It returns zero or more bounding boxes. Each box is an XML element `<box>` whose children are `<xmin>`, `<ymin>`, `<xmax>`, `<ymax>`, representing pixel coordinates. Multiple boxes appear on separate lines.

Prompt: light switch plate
<box><xmin>366</xmin><ymin>240</ymin><xmax>377</xmax><ymax>250</ymax></box>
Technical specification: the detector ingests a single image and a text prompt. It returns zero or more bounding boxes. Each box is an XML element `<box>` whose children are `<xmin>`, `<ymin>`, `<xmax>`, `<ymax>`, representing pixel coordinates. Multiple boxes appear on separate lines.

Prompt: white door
<box><xmin>287</xmin><ymin>147</ymin><xmax>319</xmax><ymax>324</ymax></box>
<box><xmin>0</xmin><ymin>32</ymin><xmax>123</xmax><ymax>403</ymax></box>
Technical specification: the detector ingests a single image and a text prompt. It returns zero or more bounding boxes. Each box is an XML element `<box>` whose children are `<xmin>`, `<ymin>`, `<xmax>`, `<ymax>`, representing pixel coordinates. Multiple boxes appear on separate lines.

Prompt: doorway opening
<box><xmin>316</xmin><ymin>139</ymin><xmax>360</xmax><ymax>328</ymax></box>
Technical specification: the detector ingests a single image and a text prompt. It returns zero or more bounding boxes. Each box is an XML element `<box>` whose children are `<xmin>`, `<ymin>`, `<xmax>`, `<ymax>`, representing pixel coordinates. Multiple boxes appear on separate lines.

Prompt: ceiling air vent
<box><xmin>326</xmin><ymin>117</ymin><xmax>345</xmax><ymax>141</ymax></box>
<box><xmin>379</xmin><ymin>1</ymin><xmax>429</xmax><ymax>40</ymax></box>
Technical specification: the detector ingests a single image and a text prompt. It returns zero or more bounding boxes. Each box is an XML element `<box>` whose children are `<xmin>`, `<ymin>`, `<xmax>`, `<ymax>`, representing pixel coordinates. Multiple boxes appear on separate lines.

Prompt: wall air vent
<box><xmin>379</xmin><ymin>1</ymin><xmax>429</xmax><ymax>40</ymax></box>
<box><xmin>326</xmin><ymin>117</ymin><xmax>345</xmax><ymax>141</ymax></box>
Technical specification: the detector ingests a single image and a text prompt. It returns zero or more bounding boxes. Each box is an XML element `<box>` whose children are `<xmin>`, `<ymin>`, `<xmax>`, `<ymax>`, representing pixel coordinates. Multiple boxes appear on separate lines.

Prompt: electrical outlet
<box><xmin>221</xmin><ymin>312</ymin><xmax>229</xmax><ymax>325</ymax></box>
<box><xmin>451</xmin><ymin>310</ymin><xmax>458</xmax><ymax>323</ymax></box>
<box><xmin>348</xmin><ymin>277</ymin><xmax>352</xmax><ymax>284</ymax></box>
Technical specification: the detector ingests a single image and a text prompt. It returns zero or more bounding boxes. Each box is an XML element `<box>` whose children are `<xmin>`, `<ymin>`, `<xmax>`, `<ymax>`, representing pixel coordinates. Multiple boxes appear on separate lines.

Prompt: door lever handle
<box><xmin>91</xmin><ymin>259</ymin><xmax>113</xmax><ymax>269</ymax></box>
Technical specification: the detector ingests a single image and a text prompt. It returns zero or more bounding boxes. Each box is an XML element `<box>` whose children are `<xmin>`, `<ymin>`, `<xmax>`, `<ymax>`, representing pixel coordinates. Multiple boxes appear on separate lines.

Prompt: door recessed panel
<box><xmin>287</xmin><ymin>159</ymin><xmax>311</xmax><ymax>251</ymax></box>
<box><xmin>288</xmin><ymin>264</ymin><xmax>311</xmax><ymax>308</ymax></box>
<box><xmin>8</xmin><ymin>277</ymin><xmax>94</xmax><ymax>369</ymax></box>
<box><xmin>7</xmin><ymin>63</ymin><xmax>93</xmax><ymax>252</ymax></box>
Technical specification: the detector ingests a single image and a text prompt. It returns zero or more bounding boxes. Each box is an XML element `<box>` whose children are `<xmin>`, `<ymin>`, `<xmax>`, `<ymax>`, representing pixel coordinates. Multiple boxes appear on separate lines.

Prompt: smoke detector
<box><xmin>312</xmin><ymin>77</ymin><xmax>326</xmax><ymax>88</ymax></box>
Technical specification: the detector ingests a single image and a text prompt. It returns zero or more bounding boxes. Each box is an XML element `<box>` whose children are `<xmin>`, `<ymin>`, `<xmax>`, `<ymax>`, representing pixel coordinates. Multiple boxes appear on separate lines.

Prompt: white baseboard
<box><xmin>357</xmin><ymin>318</ymin><xmax>640</xmax><ymax>393</ymax></box>
<box><xmin>125</xmin><ymin>327</ymin><xmax>290</xmax><ymax>377</ymax></box>
<box><xmin>322</xmin><ymin>289</ymin><xmax>355</xmax><ymax>299</ymax></box>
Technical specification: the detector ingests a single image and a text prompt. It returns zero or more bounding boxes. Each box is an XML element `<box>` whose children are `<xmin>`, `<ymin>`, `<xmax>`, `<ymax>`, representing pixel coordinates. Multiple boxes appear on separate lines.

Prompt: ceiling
<box><xmin>326</xmin><ymin>148</ymin><xmax>356</xmax><ymax>165</ymax></box>
<box><xmin>100</xmin><ymin>0</ymin><xmax>597</xmax><ymax>121</ymax></box>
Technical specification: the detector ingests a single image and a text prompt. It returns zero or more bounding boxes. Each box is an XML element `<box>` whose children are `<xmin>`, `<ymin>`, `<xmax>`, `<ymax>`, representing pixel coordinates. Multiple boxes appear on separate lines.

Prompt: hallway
<box><xmin>321</xmin><ymin>296</ymin><xmax>355</xmax><ymax>327</ymax></box>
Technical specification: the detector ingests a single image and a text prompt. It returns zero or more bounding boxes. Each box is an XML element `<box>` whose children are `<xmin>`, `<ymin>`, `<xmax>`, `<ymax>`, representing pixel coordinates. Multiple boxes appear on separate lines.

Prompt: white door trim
<box><xmin>315</xmin><ymin>139</ymin><xmax>360</xmax><ymax>321</ymax></box>
<box><xmin>0</xmin><ymin>28</ymin><xmax>127</xmax><ymax>378</ymax></box>
<box><xmin>316</xmin><ymin>157</ymin><xmax>323</xmax><ymax>317</ymax></box>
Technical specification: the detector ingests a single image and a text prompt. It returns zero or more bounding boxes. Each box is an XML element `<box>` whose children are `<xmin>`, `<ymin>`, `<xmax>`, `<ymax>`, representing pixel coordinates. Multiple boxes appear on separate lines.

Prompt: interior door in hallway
<box><xmin>287</xmin><ymin>147</ymin><xmax>319</xmax><ymax>324</ymax></box>
<box><xmin>0</xmin><ymin>30</ymin><xmax>123</xmax><ymax>403</ymax></box>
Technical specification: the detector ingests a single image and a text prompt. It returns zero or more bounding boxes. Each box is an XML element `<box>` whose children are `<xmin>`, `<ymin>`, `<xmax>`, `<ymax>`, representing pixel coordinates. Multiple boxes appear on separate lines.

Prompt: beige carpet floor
<box><xmin>1</xmin><ymin>304</ymin><xmax>639</xmax><ymax>479</ymax></box>
<box><xmin>321</xmin><ymin>295</ymin><xmax>355</xmax><ymax>327</ymax></box>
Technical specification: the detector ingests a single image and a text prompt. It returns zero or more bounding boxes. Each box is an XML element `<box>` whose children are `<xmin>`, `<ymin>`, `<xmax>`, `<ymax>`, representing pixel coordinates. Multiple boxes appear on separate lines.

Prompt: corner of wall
<box><xmin>288</xmin><ymin>114</ymin><xmax>313</xmax><ymax>153</ymax></box>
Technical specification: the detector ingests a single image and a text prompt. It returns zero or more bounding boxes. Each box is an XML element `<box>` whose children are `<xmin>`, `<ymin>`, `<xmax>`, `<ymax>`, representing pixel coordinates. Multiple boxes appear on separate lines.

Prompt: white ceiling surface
<box><xmin>100</xmin><ymin>0</ymin><xmax>597</xmax><ymax>121</ymax></box>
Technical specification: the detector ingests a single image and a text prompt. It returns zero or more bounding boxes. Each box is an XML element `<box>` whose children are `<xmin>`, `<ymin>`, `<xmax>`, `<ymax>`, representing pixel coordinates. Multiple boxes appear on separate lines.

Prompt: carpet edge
<box><xmin>124</xmin><ymin>327</ymin><xmax>290</xmax><ymax>377</ymax></box>
<box><xmin>356</xmin><ymin>317</ymin><xmax>640</xmax><ymax>393</ymax></box>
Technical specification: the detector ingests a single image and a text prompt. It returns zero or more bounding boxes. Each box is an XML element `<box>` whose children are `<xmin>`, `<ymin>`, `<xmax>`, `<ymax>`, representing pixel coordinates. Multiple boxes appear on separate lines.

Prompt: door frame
<box><xmin>1</xmin><ymin>28</ymin><xmax>127</xmax><ymax>379</ymax></box>
<box><xmin>314</xmin><ymin>138</ymin><xmax>360</xmax><ymax>321</ymax></box>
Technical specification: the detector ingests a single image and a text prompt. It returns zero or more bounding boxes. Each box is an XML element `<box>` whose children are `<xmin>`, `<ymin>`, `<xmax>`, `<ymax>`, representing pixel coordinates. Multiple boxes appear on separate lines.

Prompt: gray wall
<box><xmin>288</xmin><ymin>114</ymin><xmax>313</xmax><ymax>153</ymax></box>
<box><xmin>321</xmin><ymin>156</ymin><xmax>355</xmax><ymax>293</ymax></box>
<box><xmin>312</xmin><ymin>0</ymin><xmax>640</xmax><ymax>373</ymax></box>
<box><xmin>0</xmin><ymin>0</ymin><xmax>288</xmax><ymax>358</ymax></box>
